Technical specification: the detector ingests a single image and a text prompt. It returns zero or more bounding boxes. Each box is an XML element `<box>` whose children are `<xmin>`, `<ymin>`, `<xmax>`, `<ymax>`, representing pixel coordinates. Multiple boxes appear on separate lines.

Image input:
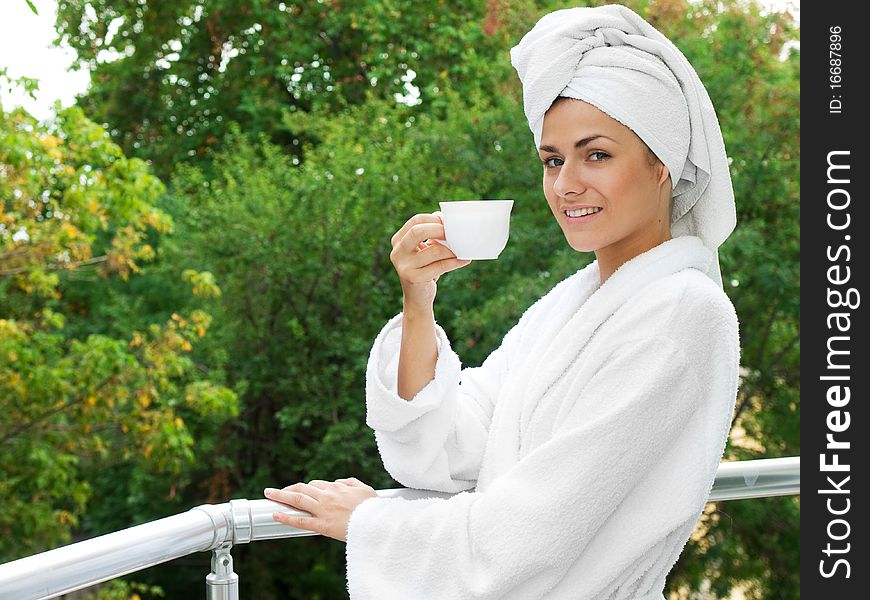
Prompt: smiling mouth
<box><xmin>564</xmin><ymin>207</ymin><xmax>602</xmax><ymax>217</ymax></box>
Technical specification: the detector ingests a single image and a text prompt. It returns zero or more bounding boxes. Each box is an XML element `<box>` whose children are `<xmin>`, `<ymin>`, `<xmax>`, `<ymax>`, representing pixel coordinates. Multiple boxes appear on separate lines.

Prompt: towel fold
<box><xmin>509</xmin><ymin>3</ymin><xmax>736</xmax><ymax>287</ymax></box>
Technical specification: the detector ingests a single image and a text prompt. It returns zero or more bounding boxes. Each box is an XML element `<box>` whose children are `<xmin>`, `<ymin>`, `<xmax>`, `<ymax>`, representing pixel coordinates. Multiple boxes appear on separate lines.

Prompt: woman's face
<box><xmin>539</xmin><ymin>98</ymin><xmax>671</xmax><ymax>258</ymax></box>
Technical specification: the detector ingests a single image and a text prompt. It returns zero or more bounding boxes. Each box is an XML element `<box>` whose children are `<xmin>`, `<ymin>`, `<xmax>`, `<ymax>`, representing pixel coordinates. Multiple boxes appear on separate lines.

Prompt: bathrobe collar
<box><xmin>481</xmin><ymin>235</ymin><xmax>714</xmax><ymax>486</ymax></box>
<box><xmin>527</xmin><ymin>234</ymin><xmax>712</xmax><ymax>373</ymax></box>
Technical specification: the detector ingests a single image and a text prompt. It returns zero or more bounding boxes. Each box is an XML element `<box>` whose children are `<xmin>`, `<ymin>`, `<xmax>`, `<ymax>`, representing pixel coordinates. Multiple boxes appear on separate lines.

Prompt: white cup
<box><xmin>438</xmin><ymin>200</ymin><xmax>514</xmax><ymax>260</ymax></box>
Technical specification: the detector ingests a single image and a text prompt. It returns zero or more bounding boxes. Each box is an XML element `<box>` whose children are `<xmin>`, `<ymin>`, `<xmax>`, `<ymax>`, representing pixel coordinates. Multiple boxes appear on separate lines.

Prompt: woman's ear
<box><xmin>657</xmin><ymin>163</ymin><xmax>670</xmax><ymax>187</ymax></box>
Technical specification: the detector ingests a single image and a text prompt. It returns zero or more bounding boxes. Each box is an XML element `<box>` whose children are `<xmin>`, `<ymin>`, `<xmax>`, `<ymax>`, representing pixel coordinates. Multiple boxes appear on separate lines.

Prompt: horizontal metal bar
<box><xmin>708</xmin><ymin>456</ymin><xmax>800</xmax><ymax>501</ymax></box>
<box><xmin>0</xmin><ymin>457</ymin><xmax>799</xmax><ymax>600</ymax></box>
<box><xmin>0</xmin><ymin>503</ymin><xmax>230</xmax><ymax>600</ymax></box>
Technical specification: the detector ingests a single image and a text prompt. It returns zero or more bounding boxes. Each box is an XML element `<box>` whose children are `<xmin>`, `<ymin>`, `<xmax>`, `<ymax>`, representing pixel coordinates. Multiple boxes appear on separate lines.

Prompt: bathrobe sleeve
<box><xmin>347</xmin><ymin>334</ymin><xmax>705</xmax><ymax>599</ymax></box>
<box><xmin>364</xmin><ymin>310</ymin><xmax>528</xmax><ymax>493</ymax></box>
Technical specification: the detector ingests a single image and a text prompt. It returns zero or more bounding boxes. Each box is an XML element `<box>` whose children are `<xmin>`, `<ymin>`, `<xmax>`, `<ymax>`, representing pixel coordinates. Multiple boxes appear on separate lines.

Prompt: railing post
<box><xmin>205</xmin><ymin>541</ymin><xmax>238</xmax><ymax>600</ymax></box>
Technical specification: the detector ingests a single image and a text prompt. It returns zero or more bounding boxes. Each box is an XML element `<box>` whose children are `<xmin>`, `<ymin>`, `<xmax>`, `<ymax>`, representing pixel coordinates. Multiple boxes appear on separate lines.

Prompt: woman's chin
<box><xmin>564</xmin><ymin>234</ymin><xmax>600</xmax><ymax>254</ymax></box>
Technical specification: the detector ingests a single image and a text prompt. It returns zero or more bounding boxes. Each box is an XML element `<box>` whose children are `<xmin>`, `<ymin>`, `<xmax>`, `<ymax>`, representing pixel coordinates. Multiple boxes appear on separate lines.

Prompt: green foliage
<box><xmin>84</xmin><ymin>579</ymin><xmax>165</xmax><ymax>600</ymax></box>
<box><xmin>0</xmin><ymin>88</ymin><xmax>238</xmax><ymax>562</ymax></box>
<box><xmin>0</xmin><ymin>101</ymin><xmax>172</xmax><ymax>295</ymax></box>
<box><xmin>55</xmin><ymin>0</ymin><xmax>519</xmax><ymax>177</ymax></box>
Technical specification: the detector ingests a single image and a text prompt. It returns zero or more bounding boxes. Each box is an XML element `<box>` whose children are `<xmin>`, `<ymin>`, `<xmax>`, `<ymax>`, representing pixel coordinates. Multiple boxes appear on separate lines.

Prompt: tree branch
<box><xmin>0</xmin><ymin>255</ymin><xmax>108</xmax><ymax>277</ymax></box>
<box><xmin>0</xmin><ymin>375</ymin><xmax>118</xmax><ymax>445</ymax></box>
<box><xmin>766</xmin><ymin>331</ymin><xmax>800</xmax><ymax>375</ymax></box>
<box><xmin>754</xmin><ymin>305</ymin><xmax>779</xmax><ymax>368</ymax></box>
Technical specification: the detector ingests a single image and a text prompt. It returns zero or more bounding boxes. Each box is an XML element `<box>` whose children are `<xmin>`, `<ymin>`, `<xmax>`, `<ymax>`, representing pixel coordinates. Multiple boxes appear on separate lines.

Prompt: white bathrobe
<box><xmin>346</xmin><ymin>235</ymin><xmax>740</xmax><ymax>600</ymax></box>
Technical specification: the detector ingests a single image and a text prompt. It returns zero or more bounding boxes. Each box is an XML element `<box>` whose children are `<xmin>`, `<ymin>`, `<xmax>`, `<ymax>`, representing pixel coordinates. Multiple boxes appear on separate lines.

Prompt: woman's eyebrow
<box><xmin>539</xmin><ymin>134</ymin><xmax>617</xmax><ymax>153</ymax></box>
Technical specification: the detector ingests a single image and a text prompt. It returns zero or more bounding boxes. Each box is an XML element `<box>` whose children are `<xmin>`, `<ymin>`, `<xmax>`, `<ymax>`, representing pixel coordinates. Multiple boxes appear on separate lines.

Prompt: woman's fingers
<box><xmin>266</xmin><ymin>483</ymin><xmax>323</xmax><ymax>533</ymax></box>
<box><xmin>264</xmin><ymin>486</ymin><xmax>320</xmax><ymax>514</ymax></box>
<box><xmin>334</xmin><ymin>477</ymin><xmax>364</xmax><ymax>487</ymax></box>
<box><xmin>267</xmin><ymin>478</ymin><xmax>379</xmax><ymax>541</ymax></box>
<box><xmin>394</xmin><ymin>222</ymin><xmax>446</xmax><ymax>254</ymax></box>
<box><xmin>272</xmin><ymin>511</ymin><xmax>321</xmax><ymax>534</ymax></box>
<box><xmin>416</xmin><ymin>257</ymin><xmax>472</xmax><ymax>282</ymax></box>
<box><xmin>405</xmin><ymin>241</ymin><xmax>458</xmax><ymax>271</ymax></box>
<box><xmin>391</xmin><ymin>223</ymin><xmax>464</xmax><ymax>275</ymax></box>
<box><xmin>283</xmin><ymin>482</ymin><xmax>323</xmax><ymax>498</ymax></box>
<box><xmin>390</xmin><ymin>213</ymin><xmax>443</xmax><ymax>248</ymax></box>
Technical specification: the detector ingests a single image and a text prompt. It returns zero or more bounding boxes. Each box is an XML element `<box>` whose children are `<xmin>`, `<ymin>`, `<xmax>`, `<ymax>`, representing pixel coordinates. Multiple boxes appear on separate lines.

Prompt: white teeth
<box><xmin>565</xmin><ymin>207</ymin><xmax>602</xmax><ymax>217</ymax></box>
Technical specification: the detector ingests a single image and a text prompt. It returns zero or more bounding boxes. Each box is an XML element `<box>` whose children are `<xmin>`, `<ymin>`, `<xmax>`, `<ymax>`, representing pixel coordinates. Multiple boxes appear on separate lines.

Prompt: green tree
<box><xmin>0</xmin><ymin>83</ymin><xmax>238</xmax><ymax>562</ymax></box>
<box><xmin>55</xmin><ymin>0</ymin><xmax>519</xmax><ymax>177</ymax></box>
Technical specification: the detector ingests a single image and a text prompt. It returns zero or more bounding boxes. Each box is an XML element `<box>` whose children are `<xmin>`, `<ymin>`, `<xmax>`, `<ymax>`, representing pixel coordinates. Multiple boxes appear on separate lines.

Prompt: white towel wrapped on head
<box><xmin>509</xmin><ymin>3</ymin><xmax>736</xmax><ymax>286</ymax></box>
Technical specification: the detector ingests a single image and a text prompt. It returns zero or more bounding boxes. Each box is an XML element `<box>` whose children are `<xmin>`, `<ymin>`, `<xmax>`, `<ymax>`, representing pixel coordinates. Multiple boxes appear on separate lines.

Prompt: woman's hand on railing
<box><xmin>265</xmin><ymin>477</ymin><xmax>378</xmax><ymax>542</ymax></box>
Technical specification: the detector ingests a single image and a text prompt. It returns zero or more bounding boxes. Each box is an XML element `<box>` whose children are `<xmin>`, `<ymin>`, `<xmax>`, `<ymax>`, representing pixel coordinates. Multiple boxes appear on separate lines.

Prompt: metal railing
<box><xmin>0</xmin><ymin>456</ymin><xmax>800</xmax><ymax>600</ymax></box>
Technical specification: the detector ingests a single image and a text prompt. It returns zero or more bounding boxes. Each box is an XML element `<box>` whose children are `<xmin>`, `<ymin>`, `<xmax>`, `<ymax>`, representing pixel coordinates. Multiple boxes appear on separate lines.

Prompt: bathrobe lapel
<box><xmin>477</xmin><ymin>236</ymin><xmax>713</xmax><ymax>489</ymax></box>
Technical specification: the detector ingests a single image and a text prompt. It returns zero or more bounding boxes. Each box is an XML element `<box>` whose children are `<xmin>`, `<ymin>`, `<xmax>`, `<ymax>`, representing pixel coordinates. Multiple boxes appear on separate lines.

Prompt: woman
<box><xmin>265</xmin><ymin>4</ymin><xmax>740</xmax><ymax>599</ymax></box>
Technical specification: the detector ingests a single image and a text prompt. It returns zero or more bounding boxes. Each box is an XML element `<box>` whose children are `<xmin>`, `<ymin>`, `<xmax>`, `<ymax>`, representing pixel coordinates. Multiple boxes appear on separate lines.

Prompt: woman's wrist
<box><xmin>401</xmin><ymin>298</ymin><xmax>435</xmax><ymax>321</ymax></box>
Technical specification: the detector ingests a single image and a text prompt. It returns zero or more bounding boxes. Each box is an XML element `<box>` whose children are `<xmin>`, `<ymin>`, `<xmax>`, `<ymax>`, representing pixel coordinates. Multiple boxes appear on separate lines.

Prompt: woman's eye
<box><xmin>542</xmin><ymin>152</ymin><xmax>609</xmax><ymax>168</ymax></box>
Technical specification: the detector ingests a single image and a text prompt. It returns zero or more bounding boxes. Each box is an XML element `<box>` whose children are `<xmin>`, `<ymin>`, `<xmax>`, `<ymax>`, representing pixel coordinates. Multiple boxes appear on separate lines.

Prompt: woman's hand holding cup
<box><xmin>389</xmin><ymin>213</ymin><xmax>471</xmax><ymax>311</ymax></box>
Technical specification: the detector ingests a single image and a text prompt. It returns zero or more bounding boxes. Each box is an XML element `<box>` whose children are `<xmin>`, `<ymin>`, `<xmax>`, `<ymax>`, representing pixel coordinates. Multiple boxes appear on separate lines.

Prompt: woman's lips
<box><xmin>563</xmin><ymin>208</ymin><xmax>603</xmax><ymax>224</ymax></box>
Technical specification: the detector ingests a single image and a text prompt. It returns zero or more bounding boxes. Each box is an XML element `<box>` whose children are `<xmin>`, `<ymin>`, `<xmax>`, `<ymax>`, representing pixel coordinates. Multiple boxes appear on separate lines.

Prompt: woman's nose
<box><xmin>552</xmin><ymin>165</ymin><xmax>587</xmax><ymax>198</ymax></box>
